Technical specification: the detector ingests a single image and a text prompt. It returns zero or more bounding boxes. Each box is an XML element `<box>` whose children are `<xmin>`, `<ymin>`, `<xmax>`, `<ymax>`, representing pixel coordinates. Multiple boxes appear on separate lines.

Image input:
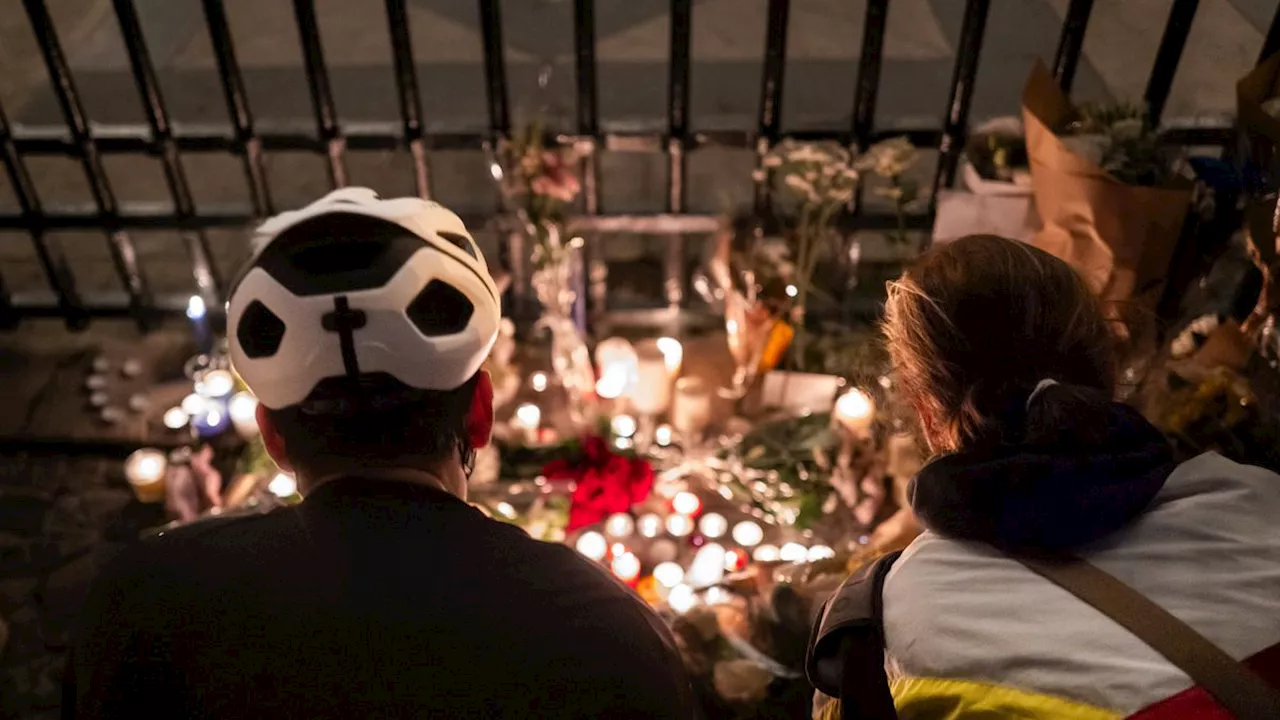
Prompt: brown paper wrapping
<box><xmin>1022</xmin><ymin>61</ymin><xmax>1192</xmax><ymax>325</ymax></box>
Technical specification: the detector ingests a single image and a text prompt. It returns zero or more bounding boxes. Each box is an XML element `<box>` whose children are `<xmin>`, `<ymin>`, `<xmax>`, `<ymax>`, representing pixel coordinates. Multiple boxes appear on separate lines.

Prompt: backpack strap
<box><xmin>806</xmin><ymin>551</ymin><xmax>902</xmax><ymax>720</ymax></box>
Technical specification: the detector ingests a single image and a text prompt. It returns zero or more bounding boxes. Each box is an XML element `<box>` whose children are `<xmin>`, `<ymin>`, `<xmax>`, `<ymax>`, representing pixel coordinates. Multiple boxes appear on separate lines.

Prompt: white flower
<box><xmin>784</xmin><ymin>174</ymin><xmax>816</xmax><ymax>196</ymax></box>
<box><xmin>713</xmin><ymin>660</ymin><xmax>773</xmax><ymax>703</ymax></box>
<box><xmin>857</xmin><ymin>136</ymin><xmax>918</xmax><ymax>178</ymax></box>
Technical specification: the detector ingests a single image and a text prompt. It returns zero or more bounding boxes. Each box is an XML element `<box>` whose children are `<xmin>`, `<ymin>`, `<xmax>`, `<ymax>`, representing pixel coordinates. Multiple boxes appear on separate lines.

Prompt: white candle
<box><xmin>611</xmin><ymin>551</ymin><xmax>641</xmax><ymax>582</ymax></box>
<box><xmin>671</xmin><ymin>377</ymin><xmax>713</xmax><ymax>436</ymax></box>
<box><xmin>228</xmin><ymin>392</ymin><xmax>259</xmax><ymax>439</ymax></box>
<box><xmin>653</xmin><ymin>561</ymin><xmax>684</xmax><ymax>588</ymax></box>
<box><xmin>687</xmin><ymin>543</ymin><xmax>726</xmax><ymax>587</ymax></box>
<box><xmin>834</xmin><ymin>388</ymin><xmax>876</xmax><ymax>438</ymax></box>
<box><xmin>162</xmin><ymin>407</ymin><xmax>189</xmax><ymax>430</ymax></box>
<box><xmin>530</xmin><ymin>372</ymin><xmax>548</xmax><ymax>393</ymax></box>
<box><xmin>630</xmin><ymin>340</ymin><xmax>672</xmax><ymax>415</ymax></box>
<box><xmin>124</xmin><ymin>448</ymin><xmax>167</xmax><ymax>503</ymax></box>
<box><xmin>198</xmin><ymin>369</ymin><xmax>235</xmax><ymax>398</ymax></box>
<box><xmin>595</xmin><ymin>337</ymin><xmax>638</xmax><ymax>392</ymax></box>
<box><xmin>576</xmin><ymin>531</ymin><xmax>608</xmax><ymax>561</ymax></box>
<box><xmin>698</xmin><ymin>512</ymin><xmax>728</xmax><ymax>538</ymax></box>
<box><xmin>654</xmin><ymin>424</ymin><xmax>674</xmax><ymax>447</ymax></box>
<box><xmin>611</xmin><ymin>414</ymin><xmax>638</xmax><ymax>438</ymax></box>
<box><xmin>732</xmin><ymin>520</ymin><xmax>764</xmax><ymax>547</ymax></box>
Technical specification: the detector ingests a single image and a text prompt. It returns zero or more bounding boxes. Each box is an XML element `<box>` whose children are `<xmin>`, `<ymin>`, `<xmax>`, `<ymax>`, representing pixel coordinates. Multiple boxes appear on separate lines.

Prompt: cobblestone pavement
<box><xmin>0</xmin><ymin>320</ymin><xmax>193</xmax><ymax>719</ymax></box>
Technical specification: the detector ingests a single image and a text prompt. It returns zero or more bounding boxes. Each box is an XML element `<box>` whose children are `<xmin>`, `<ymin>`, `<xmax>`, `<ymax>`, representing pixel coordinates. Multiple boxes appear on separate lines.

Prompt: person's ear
<box><xmin>255</xmin><ymin>404</ymin><xmax>293</xmax><ymax>473</ymax></box>
<box><xmin>467</xmin><ymin>371</ymin><xmax>495</xmax><ymax>449</ymax></box>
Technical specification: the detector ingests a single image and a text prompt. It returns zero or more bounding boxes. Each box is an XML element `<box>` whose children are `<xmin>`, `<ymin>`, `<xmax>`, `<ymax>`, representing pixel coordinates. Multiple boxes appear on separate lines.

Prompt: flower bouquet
<box><xmin>1022</xmin><ymin>60</ymin><xmax>1194</xmax><ymax>335</ymax></box>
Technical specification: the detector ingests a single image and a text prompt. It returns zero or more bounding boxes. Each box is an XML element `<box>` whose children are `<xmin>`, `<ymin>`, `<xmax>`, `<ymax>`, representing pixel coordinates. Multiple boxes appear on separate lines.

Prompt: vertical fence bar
<box><xmin>929</xmin><ymin>0</ymin><xmax>990</xmax><ymax>211</ymax></box>
<box><xmin>1052</xmin><ymin>0</ymin><xmax>1093</xmax><ymax>93</ymax></box>
<box><xmin>0</xmin><ymin>101</ymin><xmax>86</xmax><ymax>328</ymax></box>
<box><xmin>478</xmin><ymin>0</ymin><xmax>522</xmax><ymax>314</ymax></box>
<box><xmin>385</xmin><ymin>0</ymin><xmax>431</xmax><ymax>199</ymax></box>
<box><xmin>753</xmin><ymin>0</ymin><xmax>790</xmax><ymax>216</ymax></box>
<box><xmin>850</xmin><ymin>0</ymin><xmax>888</xmax><ymax>215</ymax></box>
<box><xmin>22</xmin><ymin>0</ymin><xmax>155</xmax><ymax>329</ymax></box>
<box><xmin>1144</xmin><ymin>0</ymin><xmax>1198</xmax><ymax>127</ymax></box>
<box><xmin>1261</xmin><ymin>4</ymin><xmax>1280</xmax><ymax>64</ymax></box>
<box><xmin>201</xmin><ymin>0</ymin><xmax>272</xmax><ymax>216</ymax></box>
<box><xmin>0</xmin><ymin>271</ymin><xmax>13</xmax><ymax>329</ymax></box>
<box><xmin>573</xmin><ymin>0</ymin><xmax>602</xmax><ymax>325</ymax></box>
<box><xmin>112</xmin><ymin>0</ymin><xmax>221</xmax><ymax>314</ymax></box>
<box><xmin>666</xmin><ymin>0</ymin><xmax>693</xmax><ymax>313</ymax></box>
<box><xmin>292</xmin><ymin>0</ymin><xmax>347</xmax><ymax>187</ymax></box>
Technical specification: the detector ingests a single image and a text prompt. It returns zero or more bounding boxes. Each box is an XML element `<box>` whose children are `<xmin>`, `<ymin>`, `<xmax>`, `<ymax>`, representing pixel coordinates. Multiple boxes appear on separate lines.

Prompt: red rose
<box><xmin>544</xmin><ymin>436</ymin><xmax>654</xmax><ymax>532</ymax></box>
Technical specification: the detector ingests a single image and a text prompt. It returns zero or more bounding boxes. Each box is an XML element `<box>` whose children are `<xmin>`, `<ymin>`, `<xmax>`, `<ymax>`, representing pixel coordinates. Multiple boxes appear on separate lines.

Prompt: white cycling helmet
<box><xmin>227</xmin><ymin>188</ymin><xmax>501</xmax><ymax>410</ymax></box>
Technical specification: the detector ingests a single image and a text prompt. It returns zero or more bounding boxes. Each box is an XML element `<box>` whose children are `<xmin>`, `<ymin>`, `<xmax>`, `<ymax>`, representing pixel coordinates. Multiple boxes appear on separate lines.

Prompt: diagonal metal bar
<box><xmin>1052</xmin><ymin>0</ymin><xmax>1093</xmax><ymax>93</ymax></box>
<box><xmin>385</xmin><ymin>0</ymin><xmax>431</xmax><ymax>199</ymax></box>
<box><xmin>292</xmin><ymin>0</ymin><xmax>347</xmax><ymax>187</ymax></box>
<box><xmin>21</xmin><ymin>0</ymin><xmax>156</xmax><ymax>330</ymax></box>
<box><xmin>929</xmin><ymin>0</ymin><xmax>990</xmax><ymax>215</ymax></box>
<box><xmin>201</xmin><ymin>0</ymin><xmax>273</xmax><ymax>215</ymax></box>
<box><xmin>112</xmin><ymin>0</ymin><xmax>222</xmax><ymax>314</ymax></box>
<box><xmin>1261</xmin><ymin>2</ymin><xmax>1280</xmax><ymax>64</ymax></box>
<box><xmin>0</xmin><ymin>99</ymin><xmax>87</xmax><ymax>329</ymax></box>
<box><xmin>1144</xmin><ymin>0</ymin><xmax>1198</xmax><ymax>127</ymax></box>
<box><xmin>753</xmin><ymin>0</ymin><xmax>790</xmax><ymax>215</ymax></box>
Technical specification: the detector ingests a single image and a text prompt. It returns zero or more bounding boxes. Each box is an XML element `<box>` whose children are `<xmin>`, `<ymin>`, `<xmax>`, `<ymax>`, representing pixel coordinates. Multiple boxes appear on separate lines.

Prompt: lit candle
<box><xmin>671</xmin><ymin>377</ymin><xmax>713</xmax><ymax>437</ymax></box>
<box><xmin>637</xmin><ymin>513</ymin><xmax>663</xmax><ymax>538</ymax></box>
<box><xmin>228</xmin><ymin>392</ymin><xmax>259</xmax><ymax>439</ymax></box>
<box><xmin>605</xmin><ymin>512</ymin><xmax>635</xmax><ymax>538</ymax></box>
<box><xmin>666</xmin><ymin>514</ymin><xmax>694</xmax><ymax>537</ymax></box>
<box><xmin>124</xmin><ymin>448</ymin><xmax>167</xmax><ymax>503</ymax></box>
<box><xmin>834</xmin><ymin>388</ymin><xmax>876</xmax><ymax>438</ymax></box>
<box><xmin>807</xmin><ymin>545</ymin><xmax>835</xmax><ymax>562</ymax></box>
<box><xmin>198</xmin><ymin>369</ymin><xmax>236</xmax><ymax>398</ymax></box>
<box><xmin>193</xmin><ymin>400</ymin><xmax>229</xmax><ymax>438</ymax></box>
<box><xmin>530</xmin><ymin>372</ymin><xmax>549</xmax><ymax>393</ymax></box>
<box><xmin>687</xmin><ymin>543</ymin><xmax>727</xmax><ymax>587</ymax></box>
<box><xmin>654</xmin><ymin>424</ymin><xmax>674</xmax><ymax>447</ymax></box>
<box><xmin>672</xmin><ymin>491</ymin><xmax>701</xmax><ymax>516</ymax></box>
<box><xmin>630</xmin><ymin>340</ymin><xmax>673</xmax><ymax>415</ymax></box>
<box><xmin>753</xmin><ymin>544</ymin><xmax>780</xmax><ymax>562</ymax></box>
<box><xmin>181</xmin><ymin>393</ymin><xmax>207</xmax><ymax>416</ymax></box>
<box><xmin>698</xmin><ymin>512</ymin><xmax>728</xmax><ymax>539</ymax></box>
<box><xmin>653</xmin><ymin>561</ymin><xmax>684</xmax><ymax>588</ymax></box>
<box><xmin>268</xmin><ymin>472</ymin><xmax>297</xmax><ymax>498</ymax></box>
<box><xmin>595</xmin><ymin>337</ymin><xmax>638</xmax><ymax>396</ymax></box>
<box><xmin>656</xmin><ymin>337</ymin><xmax>683</xmax><ymax>376</ymax></box>
<box><xmin>162</xmin><ymin>407</ymin><xmax>189</xmax><ymax>430</ymax></box>
<box><xmin>780</xmin><ymin>542</ymin><xmax>807</xmax><ymax>563</ymax></box>
<box><xmin>611</xmin><ymin>551</ymin><xmax>641</xmax><ymax>583</ymax></box>
<box><xmin>731</xmin><ymin>520</ymin><xmax>764</xmax><ymax>547</ymax></box>
<box><xmin>576</xmin><ymin>531</ymin><xmax>608</xmax><ymax>561</ymax></box>
<box><xmin>513</xmin><ymin>403</ymin><xmax>541</xmax><ymax>443</ymax></box>
<box><xmin>611</xmin><ymin>414</ymin><xmax>638</xmax><ymax>438</ymax></box>
<box><xmin>667</xmin><ymin>583</ymin><xmax>697</xmax><ymax>613</ymax></box>
<box><xmin>187</xmin><ymin>295</ymin><xmax>212</xmax><ymax>354</ymax></box>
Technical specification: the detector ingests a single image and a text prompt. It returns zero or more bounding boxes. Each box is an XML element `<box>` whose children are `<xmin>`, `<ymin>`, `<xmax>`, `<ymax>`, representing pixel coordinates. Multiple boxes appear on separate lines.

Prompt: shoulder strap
<box><xmin>806</xmin><ymin>551</ymin><xmax>902</xmax><ymax>720</ymax></box>
<box><xmin>1016</xmin><ymin>554</ymin><xmax>1280</xmax><ymax>720</ymax></box>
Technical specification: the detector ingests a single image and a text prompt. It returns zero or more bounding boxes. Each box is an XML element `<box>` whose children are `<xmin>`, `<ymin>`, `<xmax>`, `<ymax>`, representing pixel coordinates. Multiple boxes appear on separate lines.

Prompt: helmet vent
<box><xmin>237</xmin><ymin>300</ymin><xmax>286</xmax><ymax>358</ymax></box>
<box><xmin>437</xmin><ymin>231</ymin><xmax>478</xmax><ymax>259</ymax></box>
<box><xmin>406</xmin><ymin>280</ymin><xmax>473</xmax><ymax>336</ymax></box>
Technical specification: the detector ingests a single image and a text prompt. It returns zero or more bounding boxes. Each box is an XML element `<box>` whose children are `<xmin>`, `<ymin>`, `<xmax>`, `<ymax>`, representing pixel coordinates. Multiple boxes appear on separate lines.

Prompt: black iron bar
<box><xmin>200</xmin><ymin>0</ymin><xmax>272</xmax><ymax>216</ymax></box>
<box><xmin>0</xmin><ymin>100</ymin><xmax>86</xmax><ymax>329</ymax></box>
<box><xmin>478</xmin><ymin>0</ymin><xmax>511</xmax><ymax>138</ymax></box>
<box><xmin>573</xmin><ymin>0</ymin><xmax>601</xmax><ymax>324</ymax></box>
<box><xmin>929</xmin><ymin>0</ymin><xmax>990</xmax><ymax>213</ymax></box>
<box><xmin>1052</xmin><ymin>0</ymin><xmax>1093</xmax><ymax>93</ymax></box>
<box><xmin>385</xmin><ymin>0</ymin><xmax>431</xmax><ymax>198</ymax></box>
<box><xmin>0</xmin><ymin>272</ymin><xmax>13</xmax><ymax>329</ymax></box>
<box><xmin>292</xmin><ymin>0</ymin><xmax>347</xmax><ymax>187</ymax></box>
<box><xmin>850</xmin><ymin>0</ymin><xmax>888</xmax><ymax>215</ymax></box>
<box><xmin>21</xmin><ymin>0</ymin><xmax>155</xmax><ymax>330</ymax></box>
<box><xmin>1261</xmin><ymin>3</ymin><xmax>1280</xmax><ymax>64</ymax></box>
<box><xmin>754</xmin><ymin>0</ymin><xmax>790</xmax><ymax>215</ymax></box>
<box><xmin>1144</xmin><ymin>0</ymin><xmax>1198</xmax><ymax>127</ymax></box>
<box><xmin>666</xmin><ymin>0</ymin><xmax>693</xmax><ymax>312</ymax></box>
<box><xmin>113</xmin><ymin>0</ymin><xmax>221</xmax><ymax>313</ymax></box>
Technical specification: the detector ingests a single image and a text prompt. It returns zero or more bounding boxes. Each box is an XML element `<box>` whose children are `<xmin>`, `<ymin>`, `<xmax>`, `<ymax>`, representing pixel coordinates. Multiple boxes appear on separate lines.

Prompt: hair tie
<box><xmin>1026</xmin><ymin>378</ymin><xmax>1059</xmax><ymax>409</ymax></box>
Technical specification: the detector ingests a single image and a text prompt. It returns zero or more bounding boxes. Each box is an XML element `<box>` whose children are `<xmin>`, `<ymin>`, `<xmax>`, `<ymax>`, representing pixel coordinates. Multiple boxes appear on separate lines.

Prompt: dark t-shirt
<box><xmin>64</xmin><ymin>477</ymin><xmax>698</xmax><ymax>718</ymax></box>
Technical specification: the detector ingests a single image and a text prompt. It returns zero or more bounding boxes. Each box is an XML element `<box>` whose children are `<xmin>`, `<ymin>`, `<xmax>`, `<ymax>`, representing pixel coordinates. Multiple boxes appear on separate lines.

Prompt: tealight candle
<box><xmin>576</xmin><ymin>531</ymin><xmax>608</xmax><ymax>561</ymax></box>
<box><xmin>780</xmin><ymin>542</ymin><xmax>808</xmax><ymax>563</ymax></box>
<box><xmin>654</xmin><ymin>424</ymin><xmax>674</xmax><ymax>447</ymax></box>
<box><xmin>665</xmin><ymin>514</ymin><xmax>694</xmax><ymax>537</ymax></box>
<box><xmin>687</xmin><ymin>543</ymin><xmax>726</xmax><ymax>587</ymax></box>
<box><xmin>667</xmin><ymin>583</ymin><xmax>697</xmax><ymax>613</ymax></box>
<box><xmin>732</xmin><ymin>520</ymin><xmax>764</xmax><ymax>547</ymax></box>
<box><xmin>834</xmin><ymin>388</ymin><xmax>876</xmax><ymax>438</ymax></box>
<box><xmin>530</xmin><ymin>372</ymin><xmax>549</xmax><ymax>393</ymax></box>
<box><xmin>124</xmin><ymin>448</ymin><xmax>167</xmax><ymax>503</ymax></box>
<box><xmin>698</xmin><ymin>512</ymin><xmax>728</xmax><ymax>539</ymax></box>
<box><xmin>652</xmin><ymin>561</ymin><xmax>684</xmax><ymax>588</ymax></box>
<box><xmin>611</xmin><ymin>551</ymin><xmax>641</xmax><ymax>583</ymax></box>
<box><xmin>198</xmin><ymin>369</ymin><xmax>235</xmax><ymax>398</ymax></box>
<box><xmin>595</xmin><ymin>337</ymin><xmax>638</xmax><ymax>386</ymax></box>
<box><xmin>513</xmin><ymin>403</ymin><xmax>541</xmax><ymax>443</ymax></box>
<box><xmin>611</xmin><ymin>414</ymin><xmax>638</xmax><ymax>438</ymax></box>
<box><xmin>637</xmin><ymin>513</ymin><xmax>663</xmax><ymax>538</ymax></box>
<box><xmin>268</xmin><ymin>472</ymin><xmax>297</xmax><ymax>498</ymax></box>
<box><xmin>605</xmin><ymin>512</ymin><xmax>635</xmax><ymax>538</ymax></box>
<box><xmin>162</xmin><ymin>407</ymin><xmax>189</xmax><ymax>430</ymax></box>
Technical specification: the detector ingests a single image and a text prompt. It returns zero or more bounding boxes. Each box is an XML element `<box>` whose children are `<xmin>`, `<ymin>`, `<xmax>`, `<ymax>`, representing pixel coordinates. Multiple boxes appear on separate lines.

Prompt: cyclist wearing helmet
<box><xmin>65</xmin><ymin>189</ymin><xmax>698</xmax><ymax>719</ymax></box>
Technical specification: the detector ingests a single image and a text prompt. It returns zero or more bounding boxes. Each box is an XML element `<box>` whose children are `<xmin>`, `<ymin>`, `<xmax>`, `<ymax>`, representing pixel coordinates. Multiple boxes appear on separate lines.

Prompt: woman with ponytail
<box><xmin>808</xmin><ymin>235</ymin><xmax>1280</xmax><ymax>719</ymax></box>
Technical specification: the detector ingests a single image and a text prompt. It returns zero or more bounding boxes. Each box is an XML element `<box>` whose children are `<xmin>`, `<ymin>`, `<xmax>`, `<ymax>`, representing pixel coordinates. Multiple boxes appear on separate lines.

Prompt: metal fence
<box><xmin>1</xmin><ymin>0</ymin><xmax>1276</xmax><ymax>331</ymax></box>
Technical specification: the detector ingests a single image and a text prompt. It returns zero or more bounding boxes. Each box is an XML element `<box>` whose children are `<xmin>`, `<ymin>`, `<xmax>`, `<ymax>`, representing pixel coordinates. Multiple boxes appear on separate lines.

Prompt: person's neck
<box><xmin>300</xmin><ymin>461</ymin><xmax>467</xmax><ymax>501</ymax></box>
